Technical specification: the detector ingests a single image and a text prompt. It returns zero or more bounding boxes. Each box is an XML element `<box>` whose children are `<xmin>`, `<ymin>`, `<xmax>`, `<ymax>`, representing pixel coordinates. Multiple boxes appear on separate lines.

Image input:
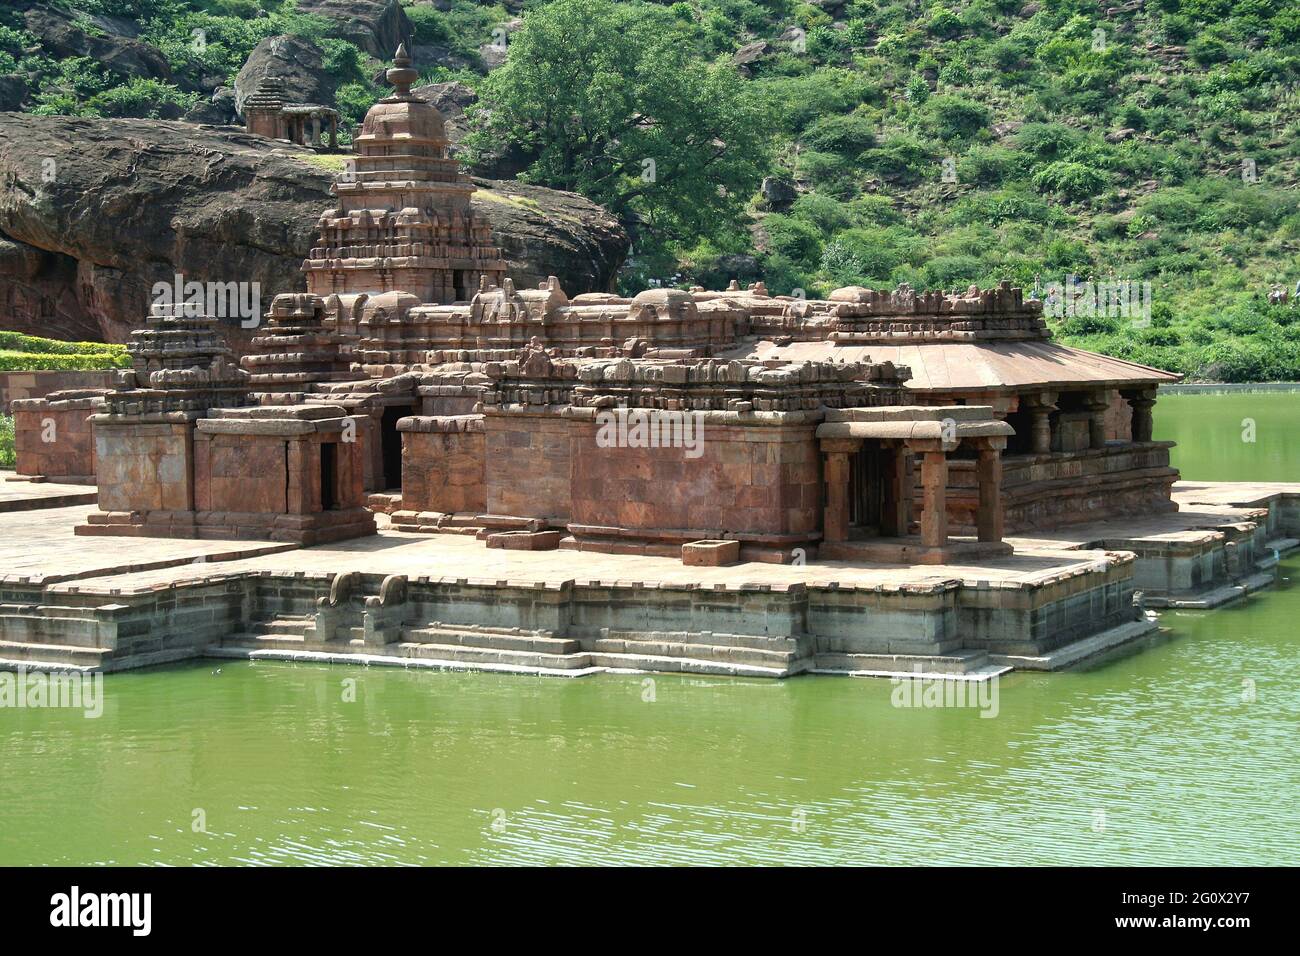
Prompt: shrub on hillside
<box><xmin>1031</xmin><ymin>160</ymin><xmax>1108</xmax><ymax>200</ymax></box>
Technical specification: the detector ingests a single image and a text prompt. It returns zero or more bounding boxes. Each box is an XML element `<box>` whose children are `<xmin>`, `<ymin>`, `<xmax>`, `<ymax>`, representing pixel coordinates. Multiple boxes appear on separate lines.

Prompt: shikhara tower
<box><xmin>304</xmin><ymin>45</ymin><xmax>506</xmax><ymax>304</ymax></box>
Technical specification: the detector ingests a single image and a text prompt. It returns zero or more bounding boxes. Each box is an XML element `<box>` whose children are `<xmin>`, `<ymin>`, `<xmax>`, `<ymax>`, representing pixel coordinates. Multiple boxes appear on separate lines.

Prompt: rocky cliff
<box><xmin>0</xmin><ymin>114</ymin><xmax>627</xmax><ymax>346</ymax></box>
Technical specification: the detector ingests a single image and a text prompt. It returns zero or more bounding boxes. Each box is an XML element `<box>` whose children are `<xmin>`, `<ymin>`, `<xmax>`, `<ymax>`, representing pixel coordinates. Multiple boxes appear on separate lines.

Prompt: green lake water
<box><xmin>1</xmin><ymin>392</ymin><xmax>1298</xmax><ymax>866</ymax></box>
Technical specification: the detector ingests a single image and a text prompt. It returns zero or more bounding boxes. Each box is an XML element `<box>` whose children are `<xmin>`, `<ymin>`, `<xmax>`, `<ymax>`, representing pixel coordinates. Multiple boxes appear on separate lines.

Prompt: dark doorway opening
<box><xmin>380</xmin><ymin>405</ymin><xmax>412</xmax><ymax>491</ymax></box>
<box><xmin>320</xmin><ymin>442</ymin><xmax>338</xmax><ymax>511</ymax></box>
<box><xmin>848</xmin><ymin>444</ymin><xmax>884</xmax><ymax>537</ymax></box>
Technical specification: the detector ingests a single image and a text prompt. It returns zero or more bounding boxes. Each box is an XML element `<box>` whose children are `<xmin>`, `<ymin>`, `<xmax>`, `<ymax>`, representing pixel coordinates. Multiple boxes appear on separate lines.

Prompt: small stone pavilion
<box><xmin>27</xmin><ymin>50</ymin><xmax>1181</xmax><ymax>566</ymax></box>
<box><xmin>243</xmin><ymin>75</ymin><xmax>340</xmax><ymax>150</ymax></box>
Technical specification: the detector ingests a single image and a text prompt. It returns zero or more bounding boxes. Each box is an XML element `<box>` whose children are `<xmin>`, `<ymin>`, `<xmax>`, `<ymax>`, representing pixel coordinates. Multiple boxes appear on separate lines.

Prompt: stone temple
<box><xmin>16</xmin><ymin>47</ymin><xmax>1182</xmax><ymax>563</ymax></box>
<box><xmin>21</xmin><ymin>50</ymin><xmax>1288</xmax><ymax>682</ymax></box>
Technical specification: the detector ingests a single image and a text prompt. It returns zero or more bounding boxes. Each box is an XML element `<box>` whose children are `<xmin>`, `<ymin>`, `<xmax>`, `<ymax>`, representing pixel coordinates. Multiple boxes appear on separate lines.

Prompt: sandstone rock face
<box><xmin>234</xmin><ymin>35</ymin><xmax>338</xmax><ymax>117</ymax></box>
<box><xmin>0</xmin><ymin>75</ymin><xmax>28</xmax><ymax>112</ymax></box>
<box><xmin>294</xmin><ymin>0</ymin><xmax>413</xmax><ymax>58</ymax></box>
<box><xmin>0</xmin><ymin>115</ymin><xmax>628</xmax><ymax>347</ymax></box>
<box><xmin>469</xmin><ymin>179</ymin><xmax>628</xmax><ymax>296</ymax></box>
<box><xmin>20</xmin><ymin>3</ymin><xmax>171</xmax><ymax>81</ymax></box>
<box><xmin>410</xmin><ymin>81</ymin><xmax>478</xmax><ymax>143</ymax></box>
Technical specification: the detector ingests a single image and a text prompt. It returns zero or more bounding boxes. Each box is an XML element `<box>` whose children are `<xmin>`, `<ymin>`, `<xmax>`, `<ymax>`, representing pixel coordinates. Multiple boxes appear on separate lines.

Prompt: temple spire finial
<box><xmin>387</xmin><ymin>44</ymin><xmax>417</xmax><ymax>98</ymax></box>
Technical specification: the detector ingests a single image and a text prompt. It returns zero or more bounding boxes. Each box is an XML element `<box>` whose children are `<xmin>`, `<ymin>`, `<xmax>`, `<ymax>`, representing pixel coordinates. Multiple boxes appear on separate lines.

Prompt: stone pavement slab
<box><xmin>0</xmin><ymin>504</ymin><xmax>296</xmax><ymax>586</ymax></box>
<box><xmin>0</xmin><ymin>474</ymin><xmax>98</xmax><ymax>512</ymax></box>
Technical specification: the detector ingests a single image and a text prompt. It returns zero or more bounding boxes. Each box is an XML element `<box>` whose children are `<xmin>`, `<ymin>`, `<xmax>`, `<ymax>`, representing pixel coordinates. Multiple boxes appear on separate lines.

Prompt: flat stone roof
<box><xmin>723</xmin><ymin>338</ymin><xmax>1181</xmax><ymax>392</ymax></box>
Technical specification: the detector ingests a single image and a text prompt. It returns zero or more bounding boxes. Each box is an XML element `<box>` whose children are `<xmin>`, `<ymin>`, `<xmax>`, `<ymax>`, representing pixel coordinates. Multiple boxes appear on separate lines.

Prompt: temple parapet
<box><xmin>793</xmin><ymin>281</ymin><xmax>1051</xmax><ymax>343</ymax></box>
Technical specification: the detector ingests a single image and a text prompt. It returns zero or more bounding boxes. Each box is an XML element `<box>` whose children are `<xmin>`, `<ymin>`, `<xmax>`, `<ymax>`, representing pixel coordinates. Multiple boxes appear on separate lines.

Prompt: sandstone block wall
<box><xmin>12</xmin><ymin>401</ymin><xmax>98</xmax><ymax>481</ymax></box>
<box><xmin>484</xmin><ymin>413</ymin><xmax>571</xmax><ymax>521</ymax></box>
<box><xmin>194</xmin><ymin>433</ymin><xmax>289</xmax><ymax>514</ymax></box>
<box><xmin>93</xmin><ymin>421</ymin><xmax>193</xmax><ymax>513</ymax></box>
<box><xmin>399</xmin><ymin>416</ymin><xmax>485</xmax><ymax>514</ymax></box>
<box><xmin>567</xmin><ymin>420</ymin><xmax>822</xmax><ymax>542</ymax></box>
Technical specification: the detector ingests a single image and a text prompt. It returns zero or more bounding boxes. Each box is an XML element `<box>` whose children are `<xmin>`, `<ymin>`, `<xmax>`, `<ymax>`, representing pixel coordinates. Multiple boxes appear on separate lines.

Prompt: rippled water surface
<box><xmin>1</xmin><ymin>393</ymin><xmax>1297</xmax><ymax>865</ymax></box>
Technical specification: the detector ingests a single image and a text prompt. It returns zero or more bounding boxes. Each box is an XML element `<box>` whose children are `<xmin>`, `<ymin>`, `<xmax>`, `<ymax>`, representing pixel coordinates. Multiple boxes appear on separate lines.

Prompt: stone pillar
<box><xmin>1025</xmin><ymin>392</ymin><xmax>1057</xmax><ymax>454</ymax></box>
<box><xmin>1126</xmin><ymin>389</ymin><xmax>1156</xmax><ymax>443</ymax></box>
<box><xmin>975</xmin><ymin>438</ymin><xmax>1006</xmax><ymax>543</ymax></box>
<box><xmin>328</xmin><ymin>116</ymin><xmax>338</xmax><ymax>150</ymax></box>
<box><xmin>907</xmin><ymin>441</ymin><xmax>949</xmax><ymax>549</ymax></box>
<box><xmin>1085</xmin><ymin>392</ymin><xmax>1110</xmax><ymax>449</ymax></box>
<box><xmin>821</xmin><ymin>438</ymin><xmax>859</xmax><ymax>543</ymax></box>
<box><xmin>311</xmin><ymin>114</ymin><xmax>322</xmax><ymax>146</ymax></box>
<box><xmin>881</xmin><ymin>442</ymin><xmax>911</xmax><ymax>538</ymax></box>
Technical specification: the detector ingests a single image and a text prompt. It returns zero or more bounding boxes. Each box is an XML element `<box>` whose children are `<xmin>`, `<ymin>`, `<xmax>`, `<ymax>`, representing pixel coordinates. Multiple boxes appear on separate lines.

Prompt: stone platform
<box><xmin>0</xmin><ymin>480</ymin><xmax>1295</xmax><ymax>680</ymax></box>
<box><xmin>0</xmin><ymin>475</ymin><xmax>98</xmax><ymax>512</ymax></box>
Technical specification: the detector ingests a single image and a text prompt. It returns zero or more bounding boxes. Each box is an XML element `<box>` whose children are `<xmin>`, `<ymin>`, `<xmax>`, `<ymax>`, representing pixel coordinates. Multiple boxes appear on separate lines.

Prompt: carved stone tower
<box><xmin>304</xmin><ymin>45</ymin><xmax>507</xmax><ymax>304</ymax></box>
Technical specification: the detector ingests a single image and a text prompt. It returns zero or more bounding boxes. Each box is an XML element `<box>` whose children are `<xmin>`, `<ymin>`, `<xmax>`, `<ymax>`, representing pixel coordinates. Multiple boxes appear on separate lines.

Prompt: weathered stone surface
<box><xmin>294</xmin><ymin>0</ymin><xmax>412</xmax><ymax>58</ymax></box>
<box><xmin>19</xmin><ymin>2</ymin><xmax>171</xmax><ymax>81</ymax></box>
<box><xmin>0</xmin><ymin>74</ymin><xmax>28</xmax><ymax>112</ymax></box>
<box><xmin>234</xmin><ymin>35</ymin><xmax>338</xmax><ymax>117</ymax></box>
<box><xmin>0</xmin><ymin>114</ymin><xmax>628</xmax><ymax>347</ymax></box>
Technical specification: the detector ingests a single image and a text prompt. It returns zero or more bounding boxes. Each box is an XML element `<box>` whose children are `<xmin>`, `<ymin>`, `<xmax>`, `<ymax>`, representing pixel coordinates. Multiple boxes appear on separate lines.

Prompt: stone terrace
<box><xmin>2</xmin><ymin>476</ymin><xmax>1296</xmax><ymax>679</ymax></box>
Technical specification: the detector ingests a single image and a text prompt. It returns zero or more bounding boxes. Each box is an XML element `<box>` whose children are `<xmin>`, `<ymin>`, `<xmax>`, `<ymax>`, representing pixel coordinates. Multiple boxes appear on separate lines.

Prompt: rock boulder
<box><xmin>294</xmin><ymin>0</ymin><xmax>412</xmax><ymax>59</ymax></box>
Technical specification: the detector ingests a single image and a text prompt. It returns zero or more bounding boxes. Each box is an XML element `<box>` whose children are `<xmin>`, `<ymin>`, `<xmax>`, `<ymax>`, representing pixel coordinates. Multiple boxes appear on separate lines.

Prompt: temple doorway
<box><xmin>320</xmin><ymin>442</ymin><xmax>338</xmax><ymax>511</ymax></box>
<box><xmin>848</xmin><ymin>444</ymin><xmax>885</xmax><ymax>537</ymax></box>
<box><xmin>380</xmin><ymin>405</ymin><xmax>413</xmax><ymax>491</ymax></box>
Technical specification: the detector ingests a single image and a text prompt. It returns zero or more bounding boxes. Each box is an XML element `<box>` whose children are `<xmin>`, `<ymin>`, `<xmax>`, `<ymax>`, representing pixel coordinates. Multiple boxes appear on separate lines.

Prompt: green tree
<box><xmin>464</xmin><ymin>0</ymin><xmax>770</xmax><ymax>246</ymax></box>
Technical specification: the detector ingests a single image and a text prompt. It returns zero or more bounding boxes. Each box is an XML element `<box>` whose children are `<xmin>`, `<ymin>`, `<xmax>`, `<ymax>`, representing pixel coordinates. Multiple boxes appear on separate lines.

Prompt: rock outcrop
<box><xmin>234</xmin><ymin>35</ymin><xmax>338</xmax><ymax>117</ymax></box>
<box><xmin>0</xmin><ymin>115</ymin><xmax>628</xmax><ymax>348</ymax></box>
<box><xmin>18</xmin><ymin>2</ymin><xmax>171</xmax><ymax>82</ymax></box>
<box><xmin>294</xmin><ymin>0</ymin><xmax>413</xmax><ymax>59</ymax></box>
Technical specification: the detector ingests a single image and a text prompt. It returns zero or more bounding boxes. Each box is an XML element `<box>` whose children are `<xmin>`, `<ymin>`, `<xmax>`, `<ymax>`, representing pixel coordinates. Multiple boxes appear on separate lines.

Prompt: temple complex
<box><xmin>12</xmin><ymin>52</ymin><xmax>1184</xmax><ymax>565</ymax></box>
<box><xmin>14</xmin><ymin>49</ymin><xmax>1292</xmax><ymax>682</ymax></box>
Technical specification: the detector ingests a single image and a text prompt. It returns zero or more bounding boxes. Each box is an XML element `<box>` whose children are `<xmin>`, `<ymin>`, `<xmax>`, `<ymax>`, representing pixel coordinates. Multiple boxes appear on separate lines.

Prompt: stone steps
<box><xmin>585</xmin><ymin>649</ymin><xmax>800</xmax><ymax>678</ymax></box>
<box><xmin>0</xmin><ymin>639</ymin><xmax>112</xmax><ymax>668</ymax></box>
<box><xmin>391</xmin><ymin>640</ymin><xmax>590</xmax><ymax>671</ymax></box>
<box><xmin>588</xmin><ymin>636</ymin><xmax>798</xmax><ymax>669</ymax></box>
<box><xmin>401</xmin><ymin>625</ymin><xmax>581</xmax><ymax>655</ymax></box>
<box><xmin>0</xmin><ymin>607</ymin><xmax>106</xmax><ymax>648</ymax></box>
<box><xmin>813</xmin><ymin>648</ymin><xmax>998</xmax><ymax>677</ymax></box>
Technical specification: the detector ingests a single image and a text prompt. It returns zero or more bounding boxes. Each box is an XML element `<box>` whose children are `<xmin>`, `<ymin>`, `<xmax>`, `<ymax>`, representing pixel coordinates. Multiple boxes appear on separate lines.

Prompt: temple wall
<box><xmin>194</xmin><ymin>433</ymin><xmax>288</xmax><ymax>514</ymax></box>
<box><xmin>93</xmin><ymin>420</ymin><xmax>194</xmax><ymax>513</ymax></box>
<box><xmin>399</xmin><ymin>416</ymin><xmax>485</xmax><ymax>515</ymax></box>
<box><xmin>483</xmin><ymin>412</ymin><xmax>571</xmax><ymax>522</ymax></box>
<box><xmin>567</xmin><ymin>419</ymin><xmax>822</xmax><ymax>544</ymax></box>
<box><xmin>12</xmin><ymin>400</ymin><xmax>98</xmax><ymax>482</ymax></box>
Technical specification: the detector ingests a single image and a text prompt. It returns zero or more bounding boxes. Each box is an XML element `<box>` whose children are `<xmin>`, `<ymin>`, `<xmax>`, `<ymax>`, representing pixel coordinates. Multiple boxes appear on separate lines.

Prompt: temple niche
<box><xmin>63</xmin><ymin>47</ymin><xmax>1182</xmax><ymax>565</ymax></box>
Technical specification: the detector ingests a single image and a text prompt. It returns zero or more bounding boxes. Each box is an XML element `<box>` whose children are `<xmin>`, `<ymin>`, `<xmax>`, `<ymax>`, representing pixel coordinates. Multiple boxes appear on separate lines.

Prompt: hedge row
<box><xmin>0</xmin><ymin>331</ymin><xmax>129</xmax><ymax>357</ymax></box>
<box><xmin>0</xmin><ymin>350</ymin><xmax>131</xmax><ymax>371</ymax></box>
<box><xmin>0</xmin><ymin>415</ymin><xmax>14</xmax><ymax>469</ymax></box>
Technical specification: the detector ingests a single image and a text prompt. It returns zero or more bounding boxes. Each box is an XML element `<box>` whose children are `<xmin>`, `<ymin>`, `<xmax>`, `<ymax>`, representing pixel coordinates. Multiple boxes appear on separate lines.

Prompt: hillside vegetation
<box><xmin>2</xmin><ymin>0</ymin><xmax>1299</xmax><ymax>380</ymax></box>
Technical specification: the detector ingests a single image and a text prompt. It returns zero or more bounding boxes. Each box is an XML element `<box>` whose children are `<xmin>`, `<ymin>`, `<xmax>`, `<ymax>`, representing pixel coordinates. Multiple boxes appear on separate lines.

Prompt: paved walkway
<box><xmin>3</xmin><ymin>479</ymin><xmax>1294</xmax><ymax>596</ymax></box>
<box><xmin>0</xmin><ymin>474</ymin><xmax>97</xmax><ymax>512</ymax></box>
